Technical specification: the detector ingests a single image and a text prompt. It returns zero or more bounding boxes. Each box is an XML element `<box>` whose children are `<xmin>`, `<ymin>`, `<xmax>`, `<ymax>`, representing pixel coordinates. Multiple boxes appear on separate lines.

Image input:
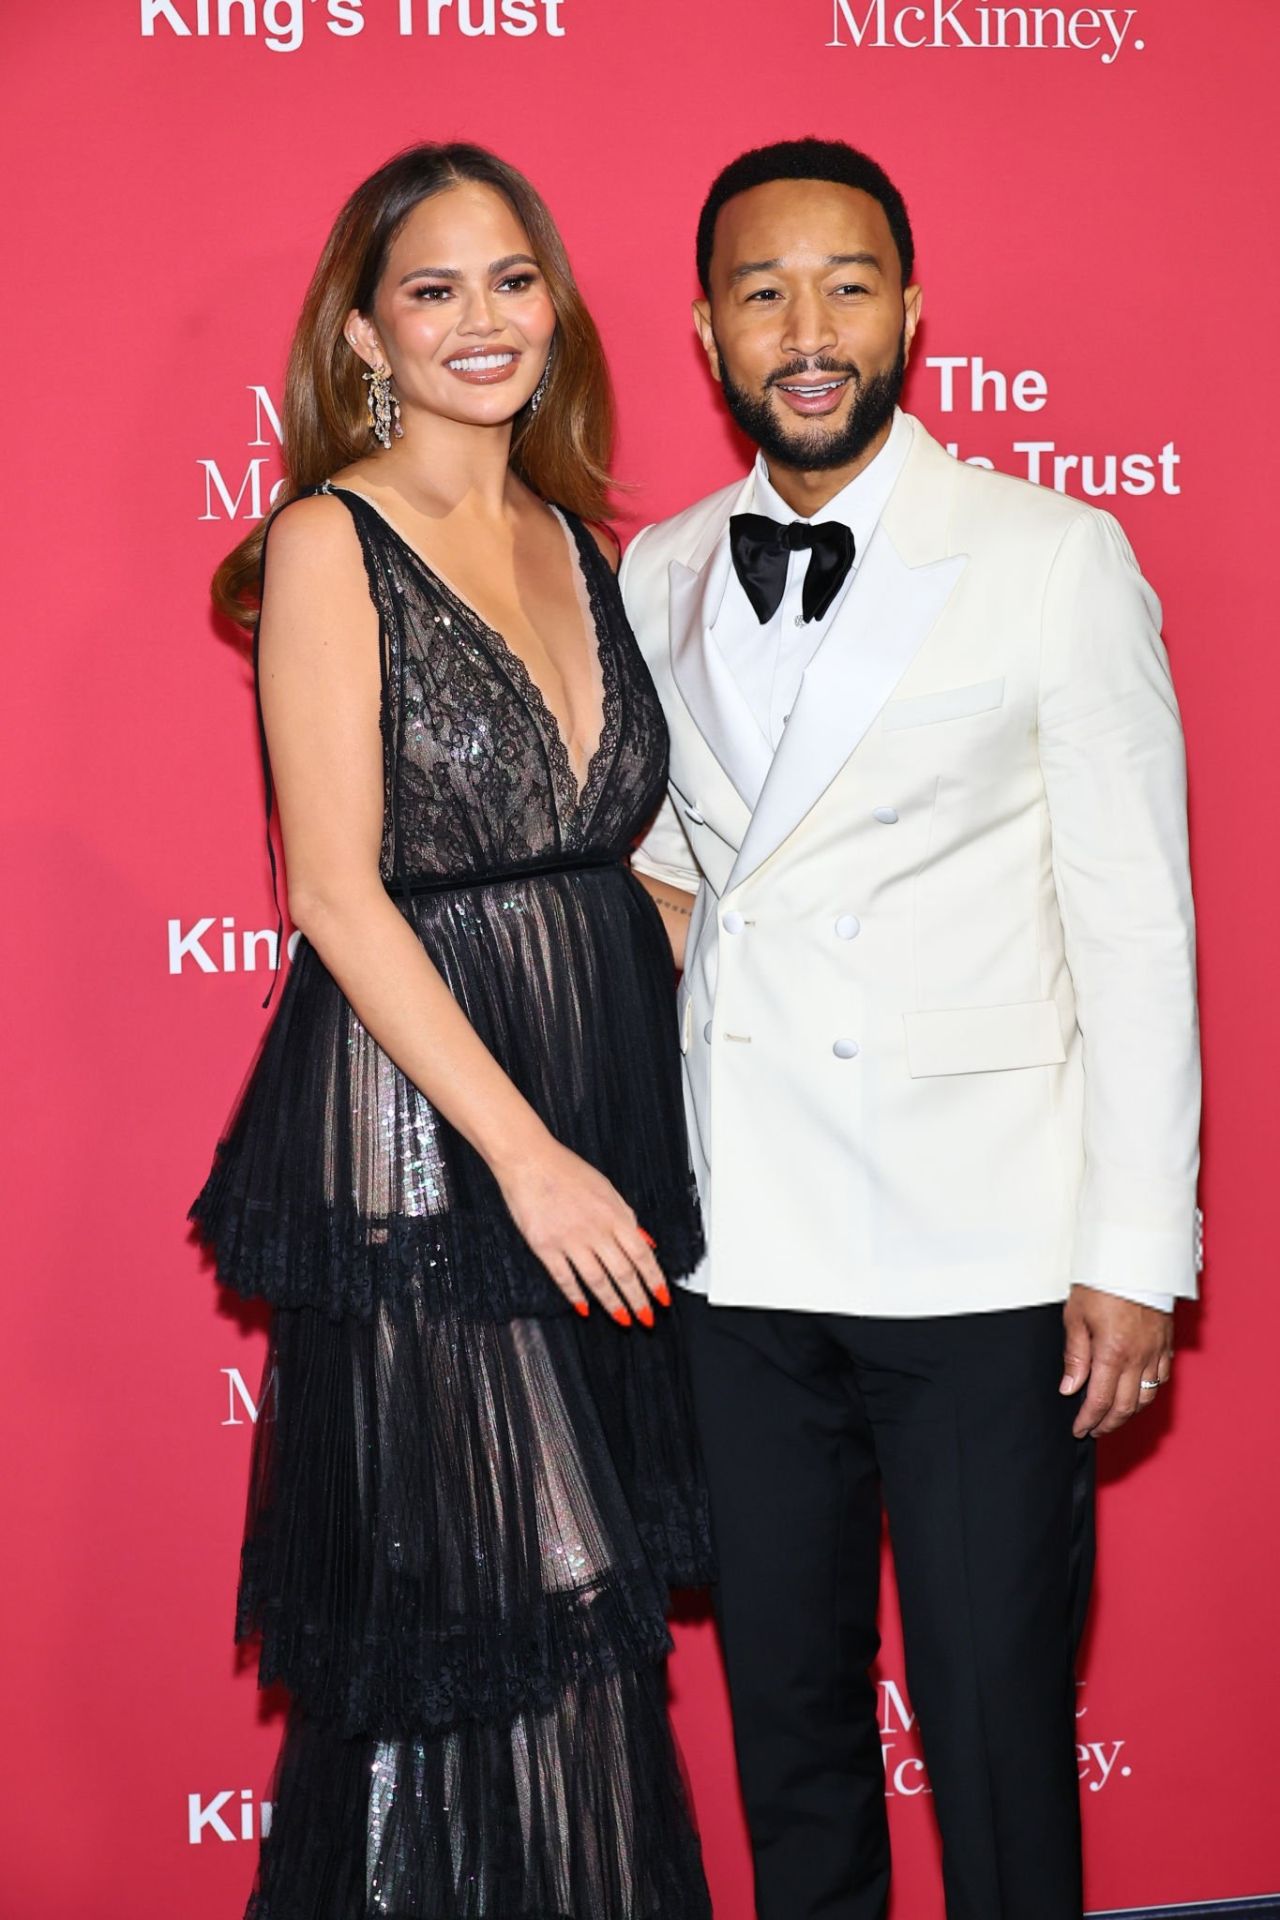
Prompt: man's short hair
<box><xmin>696</xmin><ymin>137</ymin><xmax>915</xmax><ymax>295</ymax></box>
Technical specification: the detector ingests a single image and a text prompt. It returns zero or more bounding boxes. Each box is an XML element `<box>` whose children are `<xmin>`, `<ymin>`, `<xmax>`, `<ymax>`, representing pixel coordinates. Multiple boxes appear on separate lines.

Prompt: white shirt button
<box><xmin>835</xmin><ymin>914</ymin><xmax>861</xmax><ymax>940</ymax></box>
<box><xmin>833</xmin><ymin>1038</ymin><xmax>860</xmax><ymax>1059</ymax></box>
<box><xmin>872</xmin><ymin>805</ymin><xmax>899</xmax><ymax>824</ymax></box>
<box><xmin>703</xmin><ymin>1020</ymin><xmax>714</xmax><ymax>1044</ymax></box>
<box><xmin>722</xmin><ymin>910</ymin><xmax>746</xmax><ymax>935</ymax></box>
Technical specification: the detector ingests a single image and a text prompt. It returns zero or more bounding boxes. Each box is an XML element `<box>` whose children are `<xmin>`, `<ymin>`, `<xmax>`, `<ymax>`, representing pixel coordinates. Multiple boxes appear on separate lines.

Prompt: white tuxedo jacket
<box><xmin>622</xmin><ymin>417</ymin><xmax>1202</xmax><ymax>1316</ymax></box>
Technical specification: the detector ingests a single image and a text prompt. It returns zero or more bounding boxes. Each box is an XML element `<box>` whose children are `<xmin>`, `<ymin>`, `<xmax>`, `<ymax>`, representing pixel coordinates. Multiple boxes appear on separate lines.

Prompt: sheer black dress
<box><xmin>190</xmin><ymin>486</ymin><xmax>714</xmax><ymax>1919</ymax></box>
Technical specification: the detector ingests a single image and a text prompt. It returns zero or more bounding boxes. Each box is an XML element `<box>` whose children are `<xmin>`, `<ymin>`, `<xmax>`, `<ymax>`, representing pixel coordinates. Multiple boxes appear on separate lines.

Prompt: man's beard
<box><xmin>716</xmin><ymin>330</ymin><xmax>906</xmax><ymax>472</ymax></box>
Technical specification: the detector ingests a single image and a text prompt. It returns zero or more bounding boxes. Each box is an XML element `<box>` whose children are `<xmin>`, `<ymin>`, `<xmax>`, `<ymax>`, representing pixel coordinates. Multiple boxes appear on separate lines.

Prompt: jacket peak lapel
<box><xmin>668</xmin><ymin>473</ymin><xmax>774</xmax><ymax>811</ymax></box>
<box><xmin>725</xmin><ymin>431</ymin><xmax>967</xmax><ymax>891</ymax></box>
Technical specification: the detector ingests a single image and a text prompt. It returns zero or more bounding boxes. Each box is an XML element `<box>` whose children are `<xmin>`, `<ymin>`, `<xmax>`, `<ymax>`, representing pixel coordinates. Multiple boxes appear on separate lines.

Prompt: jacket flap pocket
<box><xmin>904</xmin><ymin>1000</ymin><xmax>1067</xmax><ymax>1077</ymax></box>
<box><xmin>882</xmin><ymin>677</ymin><xmax>1005</xmax><ymax>731</ymax></box>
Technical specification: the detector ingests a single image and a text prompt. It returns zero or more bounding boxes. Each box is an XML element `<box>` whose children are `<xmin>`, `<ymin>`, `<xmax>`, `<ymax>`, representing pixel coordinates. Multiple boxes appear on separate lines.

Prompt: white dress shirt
<box><xmin>709</xmin><ymin>408</ymin><xmax>913</xmax><ymax>750</ymax></box>
<box><xmin>664</xmin><ymin>408</ymin><xmax>1174</xmax><ymax>1317</ymax></box>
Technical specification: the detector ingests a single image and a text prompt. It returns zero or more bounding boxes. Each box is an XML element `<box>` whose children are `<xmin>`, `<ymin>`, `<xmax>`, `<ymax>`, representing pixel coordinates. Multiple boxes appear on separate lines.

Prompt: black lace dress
<box><xmin>190</xmin><ymin>487</ymin><xmax>714</xmax><ymax>1920</ymax></box>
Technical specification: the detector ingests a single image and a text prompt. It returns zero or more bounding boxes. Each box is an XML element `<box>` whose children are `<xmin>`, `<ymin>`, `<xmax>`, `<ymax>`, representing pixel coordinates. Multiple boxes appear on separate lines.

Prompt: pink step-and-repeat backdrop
<box><xmin>4</xmin><ymin>3</ymin><xmax>1279</xmax><ymax>1916</ymax></box>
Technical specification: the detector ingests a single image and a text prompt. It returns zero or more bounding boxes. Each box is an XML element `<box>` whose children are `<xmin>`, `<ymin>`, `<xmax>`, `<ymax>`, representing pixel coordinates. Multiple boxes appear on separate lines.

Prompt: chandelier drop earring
<box><xmin>528</xmin><ymin>342</ymin><xmax>555</xmax><ymax>416</ymax></box>
<box><xmin>363</xmin><ymin>363</ymin><xmax>403</xmax><ymax>449</ymax></box>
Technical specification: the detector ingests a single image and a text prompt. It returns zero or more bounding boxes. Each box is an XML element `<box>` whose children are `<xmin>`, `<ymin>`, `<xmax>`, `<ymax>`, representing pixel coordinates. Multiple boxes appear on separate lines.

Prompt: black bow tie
<box><xmin>729</xmin><ymin>513</ymin><xmax>856</xmax><ymax>626</ymax></box>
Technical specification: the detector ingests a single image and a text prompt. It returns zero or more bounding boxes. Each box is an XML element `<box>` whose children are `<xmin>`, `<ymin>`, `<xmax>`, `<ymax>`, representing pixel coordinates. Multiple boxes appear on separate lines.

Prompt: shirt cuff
<box><xmin>630</xmin><ymin>847</ymin><xmax>701</xmax><ymax>896</ymax></box>
<box><xmin>1074</xmin><ymin>1279</ymin><xmax>1176</xmax><ymax>1315</ymax></box>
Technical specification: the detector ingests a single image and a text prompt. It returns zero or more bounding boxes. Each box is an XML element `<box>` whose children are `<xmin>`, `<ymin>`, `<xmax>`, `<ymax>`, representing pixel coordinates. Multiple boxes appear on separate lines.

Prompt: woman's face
<box><xmin>349</xmin><ymin>181</ymin><xmax>557</xmax><ymax>431</ymax></box>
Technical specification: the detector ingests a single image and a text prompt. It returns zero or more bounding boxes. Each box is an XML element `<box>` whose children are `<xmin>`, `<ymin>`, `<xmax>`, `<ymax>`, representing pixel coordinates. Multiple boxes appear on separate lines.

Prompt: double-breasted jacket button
<box><xmin>832</xmin><ymin>1038</ymin><xmax>861</xmax><ymax>1059</ymax></box>
<box><xmin>703</xmin><ymin>1020</ymin><xmax>714</xmax><ymax>1044</ymax></box>
<box><xmin>684</xmin><ymin>804</ymin><xmax>706</xmax><ymax>825</ymax></box>
<box><xmin>722</xmin><ymin>910</ymin><xmax>746</xmax><ymax>934</ymax></box>
<box><xmin>872</xmin><ymin>805</ymin><xmax>899</xmax><ymax>824</ymax></box>
<box><xmin>835</xmin><ymin>914</ymin><xmax>861</xmax><ymax>940</ymax></box>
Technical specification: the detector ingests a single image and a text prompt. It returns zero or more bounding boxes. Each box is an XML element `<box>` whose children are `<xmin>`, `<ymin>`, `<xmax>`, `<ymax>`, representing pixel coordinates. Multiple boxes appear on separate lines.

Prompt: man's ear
<box><xmin>902</xmin><ymin>284</ymin><xmax>923</xmax><ymax>368</ymax></box>
<box><xmin>693</xmin><ymin>299</ymin><xmax>721</xmax><ymax>384</ymax></box>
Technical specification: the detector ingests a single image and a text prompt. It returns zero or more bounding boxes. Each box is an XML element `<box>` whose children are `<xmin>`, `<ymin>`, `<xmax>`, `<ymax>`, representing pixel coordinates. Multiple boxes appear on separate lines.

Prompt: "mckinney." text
<box><xmin>828</xmin><ymin>2</ymin><xmax>1141</xmax><ymax>63</ymax></box>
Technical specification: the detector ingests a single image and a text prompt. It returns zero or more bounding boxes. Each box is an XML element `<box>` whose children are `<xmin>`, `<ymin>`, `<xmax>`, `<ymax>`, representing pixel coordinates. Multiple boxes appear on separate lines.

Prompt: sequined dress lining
<box><xmin>190</xmin><ymin>487</ymin><xmax>713</xmax><ymax>1919</ymax></box>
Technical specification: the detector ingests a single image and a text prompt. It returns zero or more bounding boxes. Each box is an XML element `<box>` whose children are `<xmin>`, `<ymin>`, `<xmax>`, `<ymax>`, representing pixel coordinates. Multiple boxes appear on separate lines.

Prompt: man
<box><xmin>623</xmin><ymin>138</ymin><xmax>1201</xmax><ymax>1920</ymax></box>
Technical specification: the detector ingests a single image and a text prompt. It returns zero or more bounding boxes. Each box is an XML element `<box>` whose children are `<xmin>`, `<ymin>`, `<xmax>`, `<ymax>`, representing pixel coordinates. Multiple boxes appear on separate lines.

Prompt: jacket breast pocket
<box><xmin>882</xmin><ymin>677</ymin><xmax>1005</xmax><ymax>731</ymax></box>
<box><xmin>903</xmin><ymin>1000</ymin><xmax>1067</xmax><ymax>1077</ymax></box>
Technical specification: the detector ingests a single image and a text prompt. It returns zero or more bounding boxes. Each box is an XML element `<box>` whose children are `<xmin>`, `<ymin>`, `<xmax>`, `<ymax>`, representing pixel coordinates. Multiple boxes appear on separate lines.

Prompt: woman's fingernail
<box><xmin>638</xmin><ymin>1227</ymin><xmax>657</xmax><ymax>1249</ymax></box>
<box><xmin>654</xmin><ymin>1283</ymin><xmax>672</xmax><ymax>1308</ymax></box>
<box><xmin>612</xmin><ymin>1307</ymin><xmax>633</xmax><ymax>1328</ymax></box>
<box><xmin>637</xmin><ymin>1304</ymin><xmax>655</xmax><ymax>1329</ymax></box>
<box><xmin>573</xmin><ymin>1299</ymin><xmax>590</xmax><ymax>1318</ymax></box>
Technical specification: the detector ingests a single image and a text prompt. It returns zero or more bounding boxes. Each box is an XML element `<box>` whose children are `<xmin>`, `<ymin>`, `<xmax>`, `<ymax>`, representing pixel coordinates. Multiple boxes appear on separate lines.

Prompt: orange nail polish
<box><xmin>654</xmin><ymin>1283</ymin><xmax>672</xmax><ymax>1308</ymax></box>
<box><xmin>573</xmin><ymin>1299</ymin><xmax>590</xmax><ymax>1318</ymax></box>
<box><xmin>637</xmin><ymin>1304</ymin><xmax>655</xmax><ymax>1329</ymax></box>
<box><xmin>612</xmin><ymin>1307</ymin><xmax>632</xmax><ymax>1327</ymax></box>
<box><xmin>638</xmin><ymin>1227</ymin><xmax>657</xmax><ymax>1249</ymax></box>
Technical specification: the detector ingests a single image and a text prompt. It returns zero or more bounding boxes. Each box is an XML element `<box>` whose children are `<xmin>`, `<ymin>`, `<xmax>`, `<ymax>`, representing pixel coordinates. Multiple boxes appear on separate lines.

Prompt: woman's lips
<box><xmin>445</xmin><ymin>351</ymin><xmax>522</xmax><ymax>385</ymax></box>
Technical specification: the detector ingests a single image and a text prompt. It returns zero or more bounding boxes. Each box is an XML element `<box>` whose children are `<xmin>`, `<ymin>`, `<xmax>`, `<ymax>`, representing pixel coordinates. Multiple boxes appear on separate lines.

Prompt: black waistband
<box><xmin>392</xmin><ymin>850</ymin><xmax>626</xmax><ymax>898</ymax></box>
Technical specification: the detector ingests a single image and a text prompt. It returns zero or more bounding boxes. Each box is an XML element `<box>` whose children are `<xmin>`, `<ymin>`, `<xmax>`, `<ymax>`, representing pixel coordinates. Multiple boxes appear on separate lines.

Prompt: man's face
<box><xmin>695</xmin><ymin>178</ymin><xmax>921</xmax><ymax>473</ymax></box>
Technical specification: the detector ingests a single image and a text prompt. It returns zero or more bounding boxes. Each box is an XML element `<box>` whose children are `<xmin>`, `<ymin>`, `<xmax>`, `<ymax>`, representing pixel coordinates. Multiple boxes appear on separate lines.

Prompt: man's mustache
<box><xmin>765</xmin><ymin>358</ymin><xmax>861</xmax><ymax>389</ymax></box>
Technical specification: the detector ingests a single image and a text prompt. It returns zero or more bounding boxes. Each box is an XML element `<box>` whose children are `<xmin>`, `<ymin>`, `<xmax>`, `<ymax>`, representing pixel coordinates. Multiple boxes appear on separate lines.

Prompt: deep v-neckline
<box><xmin>327</xmin><ymin>484</ymin><xmax>617</xmax><ymax>820</ymax></box>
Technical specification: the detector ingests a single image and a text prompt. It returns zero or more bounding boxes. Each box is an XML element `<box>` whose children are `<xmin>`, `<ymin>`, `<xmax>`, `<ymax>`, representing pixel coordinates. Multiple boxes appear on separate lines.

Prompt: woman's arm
<box><xmin>632</xmin><ymin>872</ymin><xmax>697</xmax><ymax>974</ymax></box>
<box><xmin>257</xmin><ymin>495</ymin><xmax>665</xmax><ymax>1323</ymax></box>
<box><xmin>630</xmin><ymin>792</ymin><xmax>702</xmax><ymax>973</ymax></box>
<box><xmin>585</xmin><ymin>524</ymin><xmax>698</xmax><ymax>969</ymax></box>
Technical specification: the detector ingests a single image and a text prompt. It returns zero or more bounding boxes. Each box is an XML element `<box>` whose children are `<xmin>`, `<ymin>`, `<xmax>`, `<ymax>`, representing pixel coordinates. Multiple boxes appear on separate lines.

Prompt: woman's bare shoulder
<box><xmin>264</xmin><ymin>489</ymin><xmax>364</xmax><ymax>573</ymax></box>
<box><xmin>581</xmin><ymin>519</ymin><xmax>621</xmax><ymax>574</ymax></box>
<box><xmin>258</xmin><ymin>493</ymin><xmax>374</xmax><ymax>659</ymax></box>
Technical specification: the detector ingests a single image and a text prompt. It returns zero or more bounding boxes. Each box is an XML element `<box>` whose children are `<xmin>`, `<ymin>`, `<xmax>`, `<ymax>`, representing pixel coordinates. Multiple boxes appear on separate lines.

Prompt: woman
<box><xmin>192</xmin><ymin>142</ymin><xmax>713</xmax><ymax>1918</ymax></box>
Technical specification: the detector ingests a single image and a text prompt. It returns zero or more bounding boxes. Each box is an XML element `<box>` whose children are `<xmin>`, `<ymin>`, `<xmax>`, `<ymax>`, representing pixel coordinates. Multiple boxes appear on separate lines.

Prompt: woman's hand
<box><xmin>495</xmin><ymin>1135</ymin><xmax>671</xmax><ymax>1326</ymax></box>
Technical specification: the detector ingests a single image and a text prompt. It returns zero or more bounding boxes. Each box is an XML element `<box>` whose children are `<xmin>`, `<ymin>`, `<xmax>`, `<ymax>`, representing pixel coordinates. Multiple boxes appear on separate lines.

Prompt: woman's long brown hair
<box><xmin>213</xmin><ymin>143</ymin><xmax>616</xmax><ymax>630</ymax></box>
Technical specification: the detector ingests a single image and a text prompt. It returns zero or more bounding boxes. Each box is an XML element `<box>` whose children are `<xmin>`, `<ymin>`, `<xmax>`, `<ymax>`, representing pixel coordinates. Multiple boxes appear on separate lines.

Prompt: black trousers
<box><xmin>680</xmin><ymin>1291</ymin><xmax>1096</xmax><ymax>1920</ymax></box>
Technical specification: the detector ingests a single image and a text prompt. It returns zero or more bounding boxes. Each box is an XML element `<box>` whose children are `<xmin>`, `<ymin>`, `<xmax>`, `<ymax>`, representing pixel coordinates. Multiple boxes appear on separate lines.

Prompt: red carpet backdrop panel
<box><xmin>2</xmin><ymin>2</ymin><xmax>1277</xmax><ymax>1916</ymax></box>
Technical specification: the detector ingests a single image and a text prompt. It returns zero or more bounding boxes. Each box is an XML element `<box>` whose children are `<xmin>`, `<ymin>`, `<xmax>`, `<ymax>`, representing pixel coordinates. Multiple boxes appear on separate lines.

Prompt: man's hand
<box><xmin>1060</xmin><ymin>1287</ymin><xmax>1173</xmax><ymax>1438</ymax></box>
